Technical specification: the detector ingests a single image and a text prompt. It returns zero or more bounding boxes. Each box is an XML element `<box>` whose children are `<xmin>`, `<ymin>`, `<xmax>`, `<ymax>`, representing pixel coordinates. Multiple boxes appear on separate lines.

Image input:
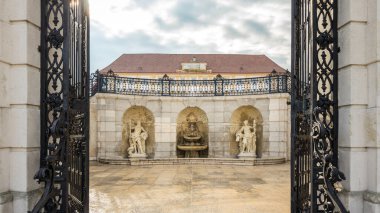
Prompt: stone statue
<box><xmin>128</xmin><ymin>120</ymin><xmax>148</xmax><ymax>157</ymax></box>
<box><xmin>184</xmin><ymin>113</ymin><xmax>201</xmax><ymax>139</ymax></box>
<box><xmin>235</xmin><ymin>120</ymin><xmax>256</xmax><ymax>158</ymax></box>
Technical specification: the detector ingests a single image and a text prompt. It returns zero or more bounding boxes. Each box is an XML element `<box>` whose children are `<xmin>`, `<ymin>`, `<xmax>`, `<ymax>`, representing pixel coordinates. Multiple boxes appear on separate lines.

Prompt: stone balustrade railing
<box><xmin>90</xmin><ymin>70</ymin><xmax>291</xmax><ymax>97</ymax></box>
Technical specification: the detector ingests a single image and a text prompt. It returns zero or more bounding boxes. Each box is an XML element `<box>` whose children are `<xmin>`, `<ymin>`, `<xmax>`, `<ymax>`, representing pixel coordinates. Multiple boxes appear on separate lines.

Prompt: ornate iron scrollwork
<box><xmin>31</xmin><ymin>0</ymin><xmax>90</xmax><ymax>212</ymax></box>
<box><xmin>89</xmin><ymin>70</ymin><xmax>99</xmax><ymax>96</ymax></box>
<box><xmin>213</xmin><ymin>74</ymin><xmax>224</xmax><ymax>96</ymax></box>
<box><xmin>31</xmin><ymin>165</ymin><xmax>60</xmax><ymax>213</ymax></box>
<box><xmin>90</xmin><ymin>73</ymin><xmax>290</xmax><ymax>97</ymax></box>
<box><xmin>47</xmin><ymin>29</ymin><xmax>64</xmax><ymax>48</ymax></box>
<box><xmin>312</xmin><ymin>107</ymin><xmax>349</xmax><ymax>212</ymax></box>
<box><xmin>292</xmin><ymin>0</ymin><xmax>349</xmax><ymax>212</ymax></box>
<box><xmin>316</xmin><ymin>32</ymin><xmax>334</xmax><ymax>50</ymax></box>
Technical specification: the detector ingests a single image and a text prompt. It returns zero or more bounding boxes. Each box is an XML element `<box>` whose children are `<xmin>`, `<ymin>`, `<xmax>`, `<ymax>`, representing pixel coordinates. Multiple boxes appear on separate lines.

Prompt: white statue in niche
<box><xmin>235</xmin><ymin>120</ymin><xmax>257</xmax><ymax>158</ymax></box>
<box><xmin>128</xmin><ymin>120</ymin><xmax>148</xmax><ymax>158</ymax></box>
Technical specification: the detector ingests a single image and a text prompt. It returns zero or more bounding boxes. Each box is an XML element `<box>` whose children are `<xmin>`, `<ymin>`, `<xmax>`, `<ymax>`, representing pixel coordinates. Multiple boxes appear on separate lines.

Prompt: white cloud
<box><xmin>89</xmin><ymin>0</ymin><xmax>291</xmax><ymax>71</ymax></box>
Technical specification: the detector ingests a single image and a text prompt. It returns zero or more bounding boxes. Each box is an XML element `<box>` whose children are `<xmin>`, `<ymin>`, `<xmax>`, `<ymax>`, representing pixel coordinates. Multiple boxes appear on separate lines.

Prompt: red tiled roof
<box><xmin>100</xmin><ymin>54</ymin><xmax>287</xmax><ymax>74</ymax></box>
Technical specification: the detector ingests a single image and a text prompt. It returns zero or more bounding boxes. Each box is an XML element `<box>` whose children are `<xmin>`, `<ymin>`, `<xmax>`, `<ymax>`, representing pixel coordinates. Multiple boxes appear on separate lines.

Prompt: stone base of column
<box><xmin>237</xmin><ymin>152</ymin><xmax>256</xmax><ymax>160</ymax></box>
<box><xmin>129</xmin><ymin>153</ymin><xmax>148</xmax><ymax>160</ymax></box>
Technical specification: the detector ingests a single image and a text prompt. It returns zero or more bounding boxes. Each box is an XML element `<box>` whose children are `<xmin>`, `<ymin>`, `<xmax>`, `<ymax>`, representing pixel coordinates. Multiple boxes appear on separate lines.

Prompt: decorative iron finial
<box><xmin>106</xmin><ymin>69</ymin><xmax>117</xmax><ymax>77</ymax></box>
<box><xmin>161</xmin><ymin>74</ymin><xmax>171</xmax><ymax>80</ymax></box>
<box><xmin>214</xmin><ymin>74</ymin><xmax>224</xmax><ymax>80</ymax></box>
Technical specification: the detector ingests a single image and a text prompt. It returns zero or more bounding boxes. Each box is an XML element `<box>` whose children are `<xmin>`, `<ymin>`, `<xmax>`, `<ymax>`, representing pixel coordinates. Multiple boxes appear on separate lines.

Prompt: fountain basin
<box><xmin>183</xmin><ymin>135</ymin><xmax>202</xmax><ymax>141</ymax></box>
<box><xmin>177</xmin><ymin>145</ymin><xmax>208</xmax><ymax>158</ymax></box>
<box><xmin>177</xmin><ymin>145</ymin><xmax>208</xmax><ymax>151</ymax></box>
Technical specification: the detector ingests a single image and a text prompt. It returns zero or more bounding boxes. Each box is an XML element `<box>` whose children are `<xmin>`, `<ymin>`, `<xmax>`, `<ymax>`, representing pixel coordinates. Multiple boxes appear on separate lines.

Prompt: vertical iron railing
<box><xmin>89</xmin><ymin>71</ymin><xmax>291</xmax><ymax>97</ymax></box>
<box><xmin>291</xmin><ymin>0</ymin><xmax>313</xmax><ymax>211</ymax></box>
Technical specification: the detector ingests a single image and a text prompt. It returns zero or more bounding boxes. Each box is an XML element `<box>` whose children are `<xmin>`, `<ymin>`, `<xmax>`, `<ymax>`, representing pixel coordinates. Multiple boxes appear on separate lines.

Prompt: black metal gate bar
<box><xmin>31</xmin><ymin>0</ymin><xmax>89</xmax><ymax>212</ymax></box>
<box><xmin>291</xmin><ymin>0</ymin><xmax>349</xmax><ymax>212</ymax></box>
<box><xmin>67</xmin><ymin>0</ymin><xmax>90</xmax><ymax>212</ymax></box>
<box><xmin>291</xmin><ymin>0</ymin><xmax>313</xmax><ymax>211</ymax></box>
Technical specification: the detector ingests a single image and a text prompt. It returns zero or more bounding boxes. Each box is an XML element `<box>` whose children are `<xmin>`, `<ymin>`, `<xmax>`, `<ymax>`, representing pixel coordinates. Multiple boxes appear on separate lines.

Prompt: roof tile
<box><xmin>100</xmin><ymin>54</ymin><xmax>287</xmax><ymax>74</ymax></box>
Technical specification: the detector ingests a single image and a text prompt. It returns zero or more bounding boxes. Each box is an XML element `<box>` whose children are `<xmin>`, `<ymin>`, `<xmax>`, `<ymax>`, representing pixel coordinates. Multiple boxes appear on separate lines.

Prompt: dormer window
<box><xmin>181</xmin><ymin>63</ymin><xmax>207</xmax><ymax>71</ymax></box>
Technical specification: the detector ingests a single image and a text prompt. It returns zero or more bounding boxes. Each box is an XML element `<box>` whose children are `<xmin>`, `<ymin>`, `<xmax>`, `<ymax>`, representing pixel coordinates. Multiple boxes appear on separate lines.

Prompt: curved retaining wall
<box><xmin>90</xmin><ymin>93</ymin><xmax>290</xmax><ymax>160</ymax></box>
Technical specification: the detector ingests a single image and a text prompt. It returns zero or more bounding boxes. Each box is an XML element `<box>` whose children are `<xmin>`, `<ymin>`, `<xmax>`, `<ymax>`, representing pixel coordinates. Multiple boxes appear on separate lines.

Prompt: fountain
<box><xmin>177</xmin><ymin>113</ymin><xmax>208</xmax><ymax>158</ymax></box>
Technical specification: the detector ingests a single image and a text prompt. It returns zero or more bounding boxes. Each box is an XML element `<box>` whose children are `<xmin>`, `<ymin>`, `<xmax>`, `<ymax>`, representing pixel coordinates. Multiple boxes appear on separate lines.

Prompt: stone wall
<box><xmin>90</xmin><ymin>93</ymin><xmax>291</xmax><ymax>160</ymax></box>
<box><xmin>338</xmin><ymin>0</ymin><xmax>380</xmax><ymax>212</ymax></box>
<box><xmin>0</xmin><ymin>0</ymin><xmax>42</xmax><ymax>212</ymax></box>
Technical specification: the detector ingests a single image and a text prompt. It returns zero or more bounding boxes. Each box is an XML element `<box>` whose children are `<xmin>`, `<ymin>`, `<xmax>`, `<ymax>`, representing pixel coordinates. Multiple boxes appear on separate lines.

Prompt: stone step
<box><xmin>97</xmin><ymin>157</ymin><xmax>286</xmax><ymax>166</ymax></box>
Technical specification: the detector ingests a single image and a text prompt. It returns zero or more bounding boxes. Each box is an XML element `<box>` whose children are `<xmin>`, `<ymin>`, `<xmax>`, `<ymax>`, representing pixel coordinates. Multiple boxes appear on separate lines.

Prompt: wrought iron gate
<box><xmin>30</xmin><ymin>0</ymin><xmax>350</xmax><ymax>212</ymax></box>
<box><xmin>291</xmin><ymin>0</ymin><xmax>349</xmax><ymax>212</ymax></box>
<box><xmin>31</xmin><ymin>0</ymin><xmax>90</xmax><ymax>212</ymax></box>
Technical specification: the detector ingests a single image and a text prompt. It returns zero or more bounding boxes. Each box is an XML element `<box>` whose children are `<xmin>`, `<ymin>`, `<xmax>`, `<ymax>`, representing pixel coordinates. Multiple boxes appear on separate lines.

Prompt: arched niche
<box><xmin>176</xmin><ymin>107</ymin><xmax>209</xmax><ymax>158</ymax></box>
<box><xmin>230</xmin><ymin>105</ymin><xmax>264</xmax><ymax>158</ymax></box>
<box><xmin>121</xmin><ymin>106</ymin><xmax>155</xmax><ymax>158</ymax></box>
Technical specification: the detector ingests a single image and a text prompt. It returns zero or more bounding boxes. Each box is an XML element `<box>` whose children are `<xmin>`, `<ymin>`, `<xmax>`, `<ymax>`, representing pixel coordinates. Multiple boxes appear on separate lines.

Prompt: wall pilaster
<box><xmin>338</xmin><ymin>0</ymin><xmax>380</xmax><ymax>212</ymax></box>
<box><xmin>0</xmin><ymin>0</ymin><xmax>41</xmax><ymax>212</ymax></box>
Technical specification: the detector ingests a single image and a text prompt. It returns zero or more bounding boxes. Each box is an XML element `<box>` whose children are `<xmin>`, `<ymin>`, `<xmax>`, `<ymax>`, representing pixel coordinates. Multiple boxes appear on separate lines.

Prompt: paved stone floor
<box><xmin>90</xmin><ymin>162</ymin><xmax>290</xmax><ymax>213</ymax></box>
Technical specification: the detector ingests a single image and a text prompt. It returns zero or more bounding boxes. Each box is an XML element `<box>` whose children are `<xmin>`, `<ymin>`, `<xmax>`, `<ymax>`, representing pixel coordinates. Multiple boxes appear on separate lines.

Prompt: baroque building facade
<box><xmin>89</xmin><ymin>54</ymin><xmax>291</xmax><ymax>161</ymax></box>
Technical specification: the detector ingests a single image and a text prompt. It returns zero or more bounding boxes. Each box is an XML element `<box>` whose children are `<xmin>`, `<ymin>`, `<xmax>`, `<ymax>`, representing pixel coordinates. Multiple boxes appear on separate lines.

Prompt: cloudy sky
<box><xmin>89</xmin><ymin>0</ymin><xmax>291</xmax><ymax>72</ymax></box>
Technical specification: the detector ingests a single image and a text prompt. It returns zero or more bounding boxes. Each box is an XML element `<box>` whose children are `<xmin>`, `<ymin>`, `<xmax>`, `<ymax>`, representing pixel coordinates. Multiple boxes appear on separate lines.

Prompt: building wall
<box><xmin>0</xmin><ymin>0</ymin><xmax>41</xmax><ymax>212</ymax></box>
<box><xmin>338</xmin><ymin>0</ymin><xmax>380</xmax><ymax>212</ymax></box>
<box><xmin>90</xmin><ymin>93</ymin><xmax>290</xmax><ymax>160</ymax></box>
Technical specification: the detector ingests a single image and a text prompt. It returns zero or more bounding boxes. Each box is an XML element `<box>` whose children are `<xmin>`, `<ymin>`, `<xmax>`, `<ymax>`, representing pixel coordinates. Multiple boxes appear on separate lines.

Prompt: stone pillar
<box><xmin>364</xmin><ymin>0</ymin><xmax>380</xmax><ymax>212</ymax></box>
<box><xmin>154</xmin><ymin>97</ymin><xmax>174</xmax><ymax>158</ymax></box>
<box><xmin>0</xmin><ymin>0</ymin><xmax>42</xmax><ymax>212</ymax></box>
<box><xmin>267</xmin><ymin>94</ymin><xmax>290</xmax><ymax>158</ymax></box>
<box><xmin>96</xmin><ymin>97</ymin><xmax>107</xmax><ymax>158</ymax></box>
<box><xmin>154</xmin><ymin>112</ymin><xmax>174</xmax><ymax>158</ymax></box>
<box><xmin>211</xmin><ymin>98</ymin><xmax>227</xmax><ymax>158</ymax></box>
<box><xmin>96</xmin><ymin>95</ymin><xmax>118</xmax><ymax>158</ymax></box>
<box><xmin>89</xmin><ymin>96</ymin><xmax>98</xmax><ymax>160</ymax></box>
<box><xmin>338</xmin><ymin>0</ymin><xmax>380</xmax><ymax>212</ymax></box>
